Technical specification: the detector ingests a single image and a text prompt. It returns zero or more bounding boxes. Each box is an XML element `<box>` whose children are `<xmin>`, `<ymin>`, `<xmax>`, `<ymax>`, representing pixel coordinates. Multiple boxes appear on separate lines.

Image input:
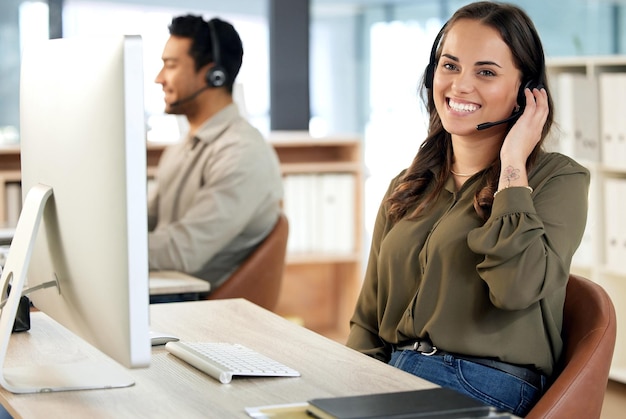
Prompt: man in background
<box><xmin>149</xmin><ymin>15</ymin><xmax>283</xmax><ymax>291</ymax></box>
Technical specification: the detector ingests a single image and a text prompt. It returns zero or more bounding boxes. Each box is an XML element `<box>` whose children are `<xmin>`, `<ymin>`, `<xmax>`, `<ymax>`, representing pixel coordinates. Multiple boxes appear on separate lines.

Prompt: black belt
<box><xmin>393</xmin><ymin>340</ymin><xmax>543</xmax><ymax>388</ymax></box>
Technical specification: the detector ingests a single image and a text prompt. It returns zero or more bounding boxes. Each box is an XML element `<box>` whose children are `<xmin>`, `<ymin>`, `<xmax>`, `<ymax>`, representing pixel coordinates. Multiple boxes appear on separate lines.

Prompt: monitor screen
<box><xmin>0</xmin><ymin>35</ymin><xmax>150</xmax><ymax>393</ymax></box>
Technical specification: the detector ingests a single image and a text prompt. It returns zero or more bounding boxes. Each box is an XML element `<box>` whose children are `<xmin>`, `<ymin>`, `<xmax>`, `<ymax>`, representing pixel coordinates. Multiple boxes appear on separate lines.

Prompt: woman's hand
<box><xmin>496</xmin><ymin>87</ymin><xmax>548</xmax><ymax>191</ymax></box>
<box><xmin>500</xmin><ymin>87</ymin><xmax>549</xmax><ymax>165</ymax></box>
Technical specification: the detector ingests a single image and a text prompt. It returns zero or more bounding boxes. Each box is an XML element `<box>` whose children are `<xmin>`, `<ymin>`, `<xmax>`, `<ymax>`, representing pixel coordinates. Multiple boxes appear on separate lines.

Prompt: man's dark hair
<box><xmin>169</xmin><ymin>15</ymin><xmax>243</xmax><ymax>93</ymax></box>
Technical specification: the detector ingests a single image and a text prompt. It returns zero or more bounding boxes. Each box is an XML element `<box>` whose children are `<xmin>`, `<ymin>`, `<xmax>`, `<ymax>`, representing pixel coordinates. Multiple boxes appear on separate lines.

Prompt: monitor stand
<box><xmin>0</xmin><ymin>184</ymin><xmax>135</xmax><ymax>393</ymax></box>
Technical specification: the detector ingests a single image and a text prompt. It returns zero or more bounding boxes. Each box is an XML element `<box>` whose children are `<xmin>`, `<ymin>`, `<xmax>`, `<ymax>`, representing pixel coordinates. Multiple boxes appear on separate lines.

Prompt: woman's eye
<box><xmin>478</xmin><ymin>69</ymin><xmax>496</xmax><ymax>77</ymax></box>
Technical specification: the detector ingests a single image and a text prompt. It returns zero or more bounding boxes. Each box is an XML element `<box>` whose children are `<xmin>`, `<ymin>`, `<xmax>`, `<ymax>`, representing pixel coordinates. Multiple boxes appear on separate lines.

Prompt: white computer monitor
<box><xmin>0</xmin><ymin>35</ymin><xmax>151</xmax><ymax>393</ymax></box>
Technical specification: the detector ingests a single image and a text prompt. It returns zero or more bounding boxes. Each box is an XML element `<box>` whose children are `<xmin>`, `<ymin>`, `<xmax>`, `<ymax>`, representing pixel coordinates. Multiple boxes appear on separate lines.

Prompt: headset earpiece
<box><xmin>207</xmin><ymin>66</ymin><xmax>227</xmax><ymax>88</ymax></box>
<box><xmin>206</xmin><ymin>20</ymin><xmax>228</xmax><ymax>88</ymax></box>
<box><xmin>424</xmin><ymin>62</ymin><xmax>435</xmax><ymax>90</ymax></box>
<box><xmin>515</xmin><ymin>34</ymin><xmax>546</xmax><ymax>112</ymax></box>
<box><xmin>516</xmin><ymin>79</ymin><xmax>544</xmax><ymax>113</ymax></box>
<box><xmin>425</xmin><ymin>23</ymin><xmax>447</xmax><ymax>90</ymax></box>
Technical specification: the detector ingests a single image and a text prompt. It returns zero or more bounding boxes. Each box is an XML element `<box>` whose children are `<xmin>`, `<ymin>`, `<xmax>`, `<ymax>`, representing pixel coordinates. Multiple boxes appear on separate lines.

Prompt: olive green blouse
<box><xmin>346</xmin><ymin>152</ymin><xmax>590</xmax><ymax>376</ymax></box>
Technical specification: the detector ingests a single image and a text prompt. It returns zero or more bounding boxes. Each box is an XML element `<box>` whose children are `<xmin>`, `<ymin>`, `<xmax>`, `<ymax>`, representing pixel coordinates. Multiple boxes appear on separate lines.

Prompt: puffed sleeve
<box><xmin>467</xmin><ymin>155</ymin><xmax>590</xmax><ymax>310</ymax></box>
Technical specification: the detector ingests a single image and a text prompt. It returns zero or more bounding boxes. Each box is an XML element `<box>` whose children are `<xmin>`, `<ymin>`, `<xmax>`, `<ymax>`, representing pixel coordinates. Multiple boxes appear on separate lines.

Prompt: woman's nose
<box><xmin>451</xmin><ymin>71</ymin><xmax>474</xmax><ymax>94</ymax></box>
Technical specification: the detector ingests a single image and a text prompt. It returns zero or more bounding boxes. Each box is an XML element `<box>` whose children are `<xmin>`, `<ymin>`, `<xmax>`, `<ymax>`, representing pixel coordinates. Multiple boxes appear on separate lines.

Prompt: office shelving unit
<box><xmin>547</xmin><ymin>55</ymin><xmax>626</xmax><ymax>383</ymax></box>
<box><xmin>148</xmin><ymin>131</ymin><xmax>364</xmax><ymax>342</ymax></box>
<box><xmin>267</xmin><ymin>132</ymin><xmax>364</xmax><ymax>342</ymax></box>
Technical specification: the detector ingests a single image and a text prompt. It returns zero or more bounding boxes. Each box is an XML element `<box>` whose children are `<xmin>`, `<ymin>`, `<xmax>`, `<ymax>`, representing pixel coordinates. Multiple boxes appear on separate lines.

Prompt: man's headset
<box><xmin>424</xmin><ymin>22</ymin><xmax>545</xmax><ymax>130</ymax></box>
<box><xmin>205</xmin><ymin>19</ymin><xmax>228</xmax><ymax>88</ymax></box>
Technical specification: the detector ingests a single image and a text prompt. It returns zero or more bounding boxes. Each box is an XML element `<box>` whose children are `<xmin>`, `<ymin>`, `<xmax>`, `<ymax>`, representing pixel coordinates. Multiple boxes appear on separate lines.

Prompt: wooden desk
<box><xmin>0</xmin><ymin>299</ymin><xmax>434</xmax><ymax>418</ymax></box>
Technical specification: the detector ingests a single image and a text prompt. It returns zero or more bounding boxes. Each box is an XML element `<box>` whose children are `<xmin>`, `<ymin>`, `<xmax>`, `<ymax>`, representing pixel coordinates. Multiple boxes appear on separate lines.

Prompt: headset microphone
<box><xmin>169</xmin><ymin>85</ymin><xmax>210</xmax><ymax>108</ymax></box>
<box><xmin>476</xmin><ymin>112</ymin><xmax>521</xmax><ymax>131</ymax></box>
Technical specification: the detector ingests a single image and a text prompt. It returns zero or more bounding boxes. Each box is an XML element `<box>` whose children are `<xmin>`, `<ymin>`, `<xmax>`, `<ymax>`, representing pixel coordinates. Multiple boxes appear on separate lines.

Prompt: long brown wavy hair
<box><xmin>386</xmin><ymin>1</ymin><xmax>554</xmax><ymax>224</ymax></box>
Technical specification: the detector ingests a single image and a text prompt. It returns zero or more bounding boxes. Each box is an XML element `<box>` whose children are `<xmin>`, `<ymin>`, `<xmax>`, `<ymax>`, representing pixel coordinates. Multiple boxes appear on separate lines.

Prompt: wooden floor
<box><xmin>601</xmin><ymin>379</ymin><xmax>626</xmax><ymax>418</ymax></box>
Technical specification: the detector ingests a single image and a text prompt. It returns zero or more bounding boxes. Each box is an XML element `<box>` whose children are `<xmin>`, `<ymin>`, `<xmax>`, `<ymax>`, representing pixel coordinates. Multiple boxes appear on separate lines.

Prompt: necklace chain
<box><xmin>450</xmin><ymin>169</ymin><xmax>475</xmax><ymax>177</ymax></box>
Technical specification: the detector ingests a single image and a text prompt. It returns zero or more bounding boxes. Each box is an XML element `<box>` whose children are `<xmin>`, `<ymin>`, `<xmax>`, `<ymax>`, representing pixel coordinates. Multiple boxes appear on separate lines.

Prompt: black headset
<box><xmin>424</xmin><ymin>21</ymin><xmax>544</xmax><ymax>124</ymax></box>
<box><xmin>206</xmin><ymin>19</ymin><xmax>228</xmax><ymax>88</ymax></box>
<box><xmin>424</xmin><ymin>23</ymin><xmax>447</xmax><ymax>91</ymax></box>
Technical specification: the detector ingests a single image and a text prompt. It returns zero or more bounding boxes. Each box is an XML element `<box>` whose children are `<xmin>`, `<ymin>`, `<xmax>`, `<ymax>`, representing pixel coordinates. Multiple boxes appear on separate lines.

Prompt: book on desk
<box><xmin>247</xmin><ymin>387</ymin><xmax>511</xmax><ymax>419</ymax></box>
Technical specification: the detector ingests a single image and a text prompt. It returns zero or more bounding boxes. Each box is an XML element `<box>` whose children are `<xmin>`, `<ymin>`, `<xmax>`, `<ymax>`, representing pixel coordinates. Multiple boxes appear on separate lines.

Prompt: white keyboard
<box><xmin>164</xmin><ymin>341</ymin><xmax>301</xmax><ymax>384</ymax></box>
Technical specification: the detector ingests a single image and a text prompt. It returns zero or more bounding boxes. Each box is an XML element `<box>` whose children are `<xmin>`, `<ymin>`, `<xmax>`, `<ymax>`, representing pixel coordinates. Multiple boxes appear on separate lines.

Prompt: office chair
<box><xmin>526</xmin><ymin>273</ymin><xmax>617</xmax><ymax>419</ymax></box>
<box><xmin>206</xmin><ymin>212</ymin><xmax>289</xmax><ymax>312</ymax></box>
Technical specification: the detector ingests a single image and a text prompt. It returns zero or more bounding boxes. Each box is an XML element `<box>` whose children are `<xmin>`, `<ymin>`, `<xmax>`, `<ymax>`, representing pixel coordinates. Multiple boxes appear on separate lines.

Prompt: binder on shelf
<box><xmin>283</xmin><ymin>174</ymin><xmax>312</xmax><ymax>254</ymax></box>
<box><xmin>318</xmin><ymin>174</ymin><xmax>340</xmax><ymax>252</ymax></box>
<box><xmin>599</xmin><ymin>73</ymin><xmax>626</xmax><ymax>169</ymax></box>
<box><xmin>553</xmin><ymin>73</ymin><xmax>600</xmax><ymax>161</ymax></box>
<box><xmin>603</xmin><ymin>177</ymin><xmax>626</xmax><ymax>274</ymax></box>
<box><xmin>618</xmin><ymin>75</ymin><xmax>626</xmax><ymax>168</ymax></box>
<box><xmin>318</xmin><ymin>173</ymin><xmax>355</xmax><ymax>253</ymax></box>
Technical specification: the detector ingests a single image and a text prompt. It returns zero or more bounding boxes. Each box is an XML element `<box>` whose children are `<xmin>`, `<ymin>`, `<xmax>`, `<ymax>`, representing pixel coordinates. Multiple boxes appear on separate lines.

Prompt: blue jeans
<box><xmin>389</xmin><ymin>350</ymin><xmax>546</xmax><ymax>417</ymax></box>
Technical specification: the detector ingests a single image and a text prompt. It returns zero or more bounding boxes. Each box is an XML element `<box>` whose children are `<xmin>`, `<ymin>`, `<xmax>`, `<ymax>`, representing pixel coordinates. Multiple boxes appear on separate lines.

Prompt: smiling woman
<box><xmin>346</xmin><ymin>2</ymin><xmax>590</xmax><ymax>417</ymax></box>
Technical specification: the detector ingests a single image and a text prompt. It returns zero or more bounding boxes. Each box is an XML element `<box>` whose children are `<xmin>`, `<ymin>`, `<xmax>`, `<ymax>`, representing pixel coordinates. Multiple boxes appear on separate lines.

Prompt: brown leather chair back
<box><xmin>526</xmin><ymin>274</ymin><xmax>617</xmax><ymax>419</ymax></box>
<box><xmin>206</xmin><ymin>212</ymin><xmax>288</xmax><ymax>312</ymax></box>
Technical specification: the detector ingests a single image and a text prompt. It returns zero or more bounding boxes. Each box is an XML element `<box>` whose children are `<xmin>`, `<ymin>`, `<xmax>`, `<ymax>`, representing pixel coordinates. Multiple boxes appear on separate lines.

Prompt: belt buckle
<box><xmin>413</xmin><ymin>341</ymin><xmax>438</xmax><ymax>356</ymax></box>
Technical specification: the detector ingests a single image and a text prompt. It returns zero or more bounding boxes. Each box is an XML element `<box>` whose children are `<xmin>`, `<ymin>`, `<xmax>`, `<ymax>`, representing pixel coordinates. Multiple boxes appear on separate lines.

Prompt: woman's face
<box><xmin>433</xmin><ymin>19</ymin><xmax>522</xmax><ymax>136</ymax></box>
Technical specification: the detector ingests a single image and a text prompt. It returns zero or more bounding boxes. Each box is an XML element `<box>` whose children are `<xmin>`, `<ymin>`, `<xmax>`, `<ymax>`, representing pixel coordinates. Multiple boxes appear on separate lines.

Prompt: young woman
<box><xmin>346</xmin><ymin>2</ymin><xmax>590</xmax><ymax>416</ymax></box>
